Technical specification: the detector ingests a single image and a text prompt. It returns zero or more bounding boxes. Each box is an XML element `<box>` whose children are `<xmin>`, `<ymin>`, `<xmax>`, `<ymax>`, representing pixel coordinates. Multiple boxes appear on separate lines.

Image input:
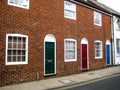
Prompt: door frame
<box><xmin>44</xmin><ymin>34</ymin><xmax>56</xmax><ymax>76</ymax></box>
<box><xmin>106</xmin><ymin>40</ymin><xmax>111</xmax><ymax>66</ymax></box>
<box><xmin>81</xmin><ymin>38</ymin><xmax>89</xmax><ymax>70</ymax></box>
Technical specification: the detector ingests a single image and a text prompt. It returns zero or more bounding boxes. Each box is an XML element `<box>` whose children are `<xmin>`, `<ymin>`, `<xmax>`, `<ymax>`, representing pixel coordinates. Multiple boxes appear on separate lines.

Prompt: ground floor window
<box><xmin>64</xmin><ymin>39</ymin><xmax>77</xmax><ymax>62</ymax></box>
<box><xmin>6</xmin><ymin>34</ymin><xmax>28</xmax><ymax>65</ymax></box>
<box><xmin>116</xmin><ymin>39</ymin><xmax>120</xmax><ymax>55</ymax></box>
<box><xmin>94</xmin><ymin>40</ymin><xmax>102</xmax><ymax>59</ymax></box>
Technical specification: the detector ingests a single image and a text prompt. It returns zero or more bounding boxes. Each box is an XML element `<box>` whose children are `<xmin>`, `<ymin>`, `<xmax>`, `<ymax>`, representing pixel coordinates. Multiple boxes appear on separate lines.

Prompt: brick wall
<box><xmin>0</xmin><ymin>0</ymin><xmax>112</xmax><ymax>86</ymax></box>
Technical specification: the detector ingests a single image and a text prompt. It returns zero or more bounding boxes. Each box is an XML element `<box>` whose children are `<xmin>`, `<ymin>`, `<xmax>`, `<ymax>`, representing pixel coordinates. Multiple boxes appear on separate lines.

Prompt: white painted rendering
<box><xmin>112</xmin><ymin>16</ymin><xmax>120</xmax><ymax>65</ymax></box>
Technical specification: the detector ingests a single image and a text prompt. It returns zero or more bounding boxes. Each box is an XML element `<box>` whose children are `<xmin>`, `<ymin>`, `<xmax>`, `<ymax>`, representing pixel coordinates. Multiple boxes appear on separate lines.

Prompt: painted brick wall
<box><xmin>0</xmin><ymin>0</ymin><xmax>112</xmax><ymax>86</ymax></box>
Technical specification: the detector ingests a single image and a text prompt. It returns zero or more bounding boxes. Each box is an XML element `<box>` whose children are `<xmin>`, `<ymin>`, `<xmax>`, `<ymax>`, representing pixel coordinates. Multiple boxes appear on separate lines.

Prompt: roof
<box><xmin>72</xmin><ymin>0</ymin><xmax>111</xmax><ymax>14</ymax></box>
<box><xmin>72</xmin><ymin>0</ymin><xmax>120</xmax><ymax>17</ymax></box>
<box><xmin>89</xmin><ymin>0</ymin><xmax>120</xmax><ymax>16</ymax></box>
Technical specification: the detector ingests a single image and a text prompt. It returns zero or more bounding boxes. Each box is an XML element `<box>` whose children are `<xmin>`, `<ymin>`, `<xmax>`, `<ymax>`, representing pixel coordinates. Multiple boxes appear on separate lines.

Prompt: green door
<box><xmin>45</xmin><ymin>42</ymin><xmax>55</xmax><ymax>75</ymax></box>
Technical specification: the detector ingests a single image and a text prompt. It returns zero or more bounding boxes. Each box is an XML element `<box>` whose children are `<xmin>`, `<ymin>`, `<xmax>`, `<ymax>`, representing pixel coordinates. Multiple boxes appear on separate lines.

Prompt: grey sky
<box><xmin>98</xmin><ymin>0</ymin><xmax>120</xmax><ymax>13</ymax></box>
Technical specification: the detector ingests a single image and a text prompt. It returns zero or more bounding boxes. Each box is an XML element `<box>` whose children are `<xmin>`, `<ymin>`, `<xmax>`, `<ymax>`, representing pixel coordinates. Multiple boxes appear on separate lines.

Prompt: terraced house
<box><xmin>0</xmin><ymin>0</ymin><xmax>114</xmax><ymax>86</ymax></box>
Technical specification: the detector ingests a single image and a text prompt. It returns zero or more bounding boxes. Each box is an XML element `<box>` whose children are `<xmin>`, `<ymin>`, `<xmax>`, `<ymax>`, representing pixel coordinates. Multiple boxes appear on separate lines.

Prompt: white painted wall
<box><xmin>113</xmin><ymin>16</ymin><xmax>120</xmax><ymax>65</ymax></box>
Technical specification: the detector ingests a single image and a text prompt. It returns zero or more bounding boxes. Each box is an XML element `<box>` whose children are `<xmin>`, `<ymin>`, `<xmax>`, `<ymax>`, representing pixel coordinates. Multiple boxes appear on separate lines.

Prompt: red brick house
<box><xmin>0</xmin><ymin>0</ymin><xmax>112</xmax><ymax>86</ymax></box>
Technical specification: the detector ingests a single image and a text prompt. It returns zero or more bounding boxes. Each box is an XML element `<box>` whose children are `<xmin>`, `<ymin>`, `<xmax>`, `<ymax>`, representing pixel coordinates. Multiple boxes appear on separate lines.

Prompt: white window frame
<box><xmin>8</xmin><ymin>0</ymin><xmax>30</xmax><ymax>9</ymax></box>
<box><xmin>94</xmin><ymin>11</ymin><xmax>102</xmax><ymax>26</ymax></box>
<box><xmin>64</xmin><ymin>1</ymin><xmax>76</xmax><ymax>20</ymax></box>
<box><xmin>64</xmin><ymin>39</ymin><xmax>77</xmax><ymax>62</ymax></box>
<box><xmin>6</xmin><ymin>34</ymin><xmax>28</xmax><ymax>65</ymax></box>
<box><xmin>94</xmin><ymin>40</ymin><xmax>103</xmax><ymax>59</ymax></box>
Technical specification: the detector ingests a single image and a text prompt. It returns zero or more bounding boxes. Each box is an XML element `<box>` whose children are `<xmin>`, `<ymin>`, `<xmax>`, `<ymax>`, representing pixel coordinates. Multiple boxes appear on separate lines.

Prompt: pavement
<box><xmin>0</xmin><ymin>66</ymin><xmax>120</xmax><ymax>90</ymax></box>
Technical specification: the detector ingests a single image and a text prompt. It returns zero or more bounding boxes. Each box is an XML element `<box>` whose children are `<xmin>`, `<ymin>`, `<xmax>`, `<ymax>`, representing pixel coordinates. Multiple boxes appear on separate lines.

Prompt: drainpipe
<box><xmin>111</xmin><ymin>15</ymin><xmax>115</xmax><ymax>66</ymax></box>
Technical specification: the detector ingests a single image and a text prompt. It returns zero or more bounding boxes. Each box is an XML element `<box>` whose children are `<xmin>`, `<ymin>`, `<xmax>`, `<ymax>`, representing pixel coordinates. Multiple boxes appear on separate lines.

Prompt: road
<box><xmin>57</xmin><ymin>74</ymin><xmax>120</xmax><ymax>90</ymax></box>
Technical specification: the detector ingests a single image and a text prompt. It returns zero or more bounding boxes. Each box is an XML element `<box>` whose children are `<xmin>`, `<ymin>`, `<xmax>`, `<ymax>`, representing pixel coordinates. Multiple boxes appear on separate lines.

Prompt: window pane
<box><xmin>8</xmin><ymin>43</ymin><xmax>12</xmax><ymax>48</ymax></box>
<box><xmin>22</xmin><ymin>56</ymin><xmax>25</xmax><ymax>61</ymax></box>
<box><xmin>22</xmin><ymin>44</ymin><xmax>26</xmax><ymax>49</ymax></box>
<box><xmin>8</xmin><ymin>36</ymin><xmax>12</xmax><ymax>42</ymax></box>
<box><xmin>18</xmin><ymin>43</ymin><xmax>21</xmax><ymax>49</ymax></box>
<box><xmin>18</xmin><ymin>37</ymin><xmax>21</xmax><ymax>43</ymax></box>
<box><xmin>13</xmin><ymin>50</ymin><xmax>16</xmax><ymax>55</ymax></box>
<box><xmin>23</xmin><ymin>37</ymin><xmax>26</xmax><ymax>43</ymax></box>
<box><xmin>8</xmin><ymin>50</ymin><xmax>12</xmax><ymax>55</ymax></box>
<box><xmin>18</xmin><ymin>56</ymin><xmax>21</xmax><ymax>61</ymax></box>
<box><xmin>13</xmin><ymin>43</ymin><xmax>17</xmax><ymax>49</ymax></box>
<box><xmin>18</xmin><ymin>50</ymin><xmax>22</xmax><ymax>55</ymax></box>
<box><xmin>13</xmin><ymin>37</ymin><xmax>17</xmax><ymax>42</ymax></box>
<box><xmin>22</xmin><ymin>50</ymin><xmax>25</xmax><ymax>55</ymax></box>
<box><xmin>7</xmin><ymin>56</ymin><xmax>11</xmax><ymax>62</ymax></box>
<box><xmin>13</xmin><ymin>56</ymin><xmax>16</xmax><ymax>62</ymax></box>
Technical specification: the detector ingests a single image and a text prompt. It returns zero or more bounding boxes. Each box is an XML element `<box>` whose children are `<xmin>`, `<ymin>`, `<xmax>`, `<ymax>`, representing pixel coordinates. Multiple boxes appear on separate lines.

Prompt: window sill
<box><xmin>64</xmin><ymin>59</ymin><xmax>77</xmax><ymax>62</ymax></box>
<box><xmin>95</xmin><ymin>57</ymin><xmax>103</xmax><ymax>59</ymax></box>
<box><xmin>6</xmin><ymin>62</ymin><xmax>28</xmax><ymax>65</ymax></box>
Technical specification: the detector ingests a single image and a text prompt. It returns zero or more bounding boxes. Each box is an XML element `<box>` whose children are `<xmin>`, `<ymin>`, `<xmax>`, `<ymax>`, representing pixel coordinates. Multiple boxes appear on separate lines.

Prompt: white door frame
<box><xmin>44</xmin><ymin>34</ymin><xmax>56</xmax><ymax>76</ymax></box>
<box><xmin>81</xmin><ymin>38</ymin><xmax>89</xmax><ymax>70</ymax></box>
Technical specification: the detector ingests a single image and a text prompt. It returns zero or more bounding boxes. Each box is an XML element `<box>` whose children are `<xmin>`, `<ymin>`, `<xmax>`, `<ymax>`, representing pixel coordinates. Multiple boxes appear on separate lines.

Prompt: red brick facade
<box><xmin>0</xmin><ymin>0</ymin><xmax>112</xmax><ymax>86</ymax></box>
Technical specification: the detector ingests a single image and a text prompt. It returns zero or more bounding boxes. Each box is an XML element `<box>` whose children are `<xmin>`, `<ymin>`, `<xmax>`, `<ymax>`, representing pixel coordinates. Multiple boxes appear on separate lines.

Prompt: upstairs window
<box><xmin>6</xmin><ymin>34</ymin><xmax>28</xmax><ymax>65</ymax></box>
<box><xmin>117</xmin><ymin>22</ymin><xmax>120</xmax><ymax>30</ymax></box>
<box><xmin>94</xmin><ymin>11</ymin><xmax>102</xmax><ymax>26</ymax></box>
<box><xmin>64</xmin><ymin>1</ymin><xmax>76</xmax><ymax>20</ymax></box>
<box><xmin>64</xmin><ymin>39</ymin><xmax>77</xmax><ymax>62</ymax></box>
<box><xmin>116</xmin><ymin>39</ymin><xmax>120</xmax><ymax>55</ymax></box>
<box><xmin>8</xmin><ymin>0</ymin><xmax>30</xmax><ymax>9</ymax></box>
<box><xmin>94</xmin><ymin>41</ymin><xmax>102</xmax><ymax>59</ymax></box>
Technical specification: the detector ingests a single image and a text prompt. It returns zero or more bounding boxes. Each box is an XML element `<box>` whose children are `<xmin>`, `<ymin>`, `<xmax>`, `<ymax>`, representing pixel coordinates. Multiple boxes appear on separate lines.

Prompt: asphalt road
<box><xmin>59</xmin><ymin>74</ymin><xmax>120</xmax><ymax>90</ymax></box>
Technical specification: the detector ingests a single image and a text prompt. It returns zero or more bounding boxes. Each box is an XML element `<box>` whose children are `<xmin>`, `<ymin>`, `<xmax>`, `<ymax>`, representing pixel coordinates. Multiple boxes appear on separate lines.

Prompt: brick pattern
<box><xmin>0</xmin><ymin>0</ymin><xmax>112</xmax><ymax>86</ymax></box>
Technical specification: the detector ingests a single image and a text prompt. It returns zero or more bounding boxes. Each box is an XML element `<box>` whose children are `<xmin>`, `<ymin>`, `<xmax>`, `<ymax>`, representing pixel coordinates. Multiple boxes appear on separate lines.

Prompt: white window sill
<box><xmin>6</xmin><ymin>62</ymin><xmax>28</xmax><ymax>66</ymax></box>
<box><xmin>65</xmin><ymin>59</ymin><xmax>77</xmax><ymax>62</ymax></box>
<box><xmin>95</xmin><ymin>57</ymin><xmax>103</xmax><ymax>59</ymax></box>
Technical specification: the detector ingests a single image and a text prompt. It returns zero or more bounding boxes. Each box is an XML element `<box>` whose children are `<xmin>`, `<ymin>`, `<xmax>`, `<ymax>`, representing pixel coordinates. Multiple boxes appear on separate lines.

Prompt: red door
<box><xmin>82</xmin><ymin>44</ymin><xmax>88</xmax><ymax>70</ymax></box>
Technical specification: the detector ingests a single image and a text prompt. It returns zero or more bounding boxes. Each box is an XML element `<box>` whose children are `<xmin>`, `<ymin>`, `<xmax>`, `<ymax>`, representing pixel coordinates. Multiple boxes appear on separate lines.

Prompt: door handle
<box><xmin>47</xmin><ymin>60</ymin><xmax>52</xmax><ymax>62</ymax></box>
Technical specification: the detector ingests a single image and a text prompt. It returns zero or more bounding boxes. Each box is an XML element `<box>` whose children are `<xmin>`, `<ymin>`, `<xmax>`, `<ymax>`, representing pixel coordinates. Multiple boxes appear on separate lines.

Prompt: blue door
<box><xmin>106</xmin><ymin>45</ymin><xmax>111</xmax><ymax>66</ymax></box>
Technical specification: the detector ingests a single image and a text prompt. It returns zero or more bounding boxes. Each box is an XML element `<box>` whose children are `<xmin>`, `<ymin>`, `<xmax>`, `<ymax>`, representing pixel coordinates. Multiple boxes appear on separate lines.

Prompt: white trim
<box><xmin>64</xmin><ymin>39</ymin><xmax>77</xmax><ymax>62</ymax></box>
<box><xmin>44</xmin><ymin>34</ymin><xmax>56</xmax><ymax>76</ymax></box>
<box><xmin>81</xmin><ymin>38</ymin><xmax>89</xmax><ymax>70</ymax></box>
<box><xmin>94</xmin><ymin>40</ymin><xmax>103</xmax><ymax>59</ymax></box>
<box><xmin>106</xmin><ymin>40</ymin><xmax>111</xmax><ymax>66</ymax></box>
<box><xmin>6</xmin><ymin>34</ymin><xmax>28</xmax><ymax>65</ymax></box>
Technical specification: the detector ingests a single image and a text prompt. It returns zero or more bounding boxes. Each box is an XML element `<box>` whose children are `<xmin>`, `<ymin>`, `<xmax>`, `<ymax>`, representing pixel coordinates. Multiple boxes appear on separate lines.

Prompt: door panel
<box><xmin>45</xmin><ymin>42</ymin><xmax>55</xmax><ymax>75</ymax></box>
<box><xmin>106</xmin><ymin>45</ymin><xmax>111</xmax><ymax>66</ymax></box>
<box><xmin>82</xmin><ymin>44</ymin><xmax>88</xmax><ymax>70</ymax></box>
